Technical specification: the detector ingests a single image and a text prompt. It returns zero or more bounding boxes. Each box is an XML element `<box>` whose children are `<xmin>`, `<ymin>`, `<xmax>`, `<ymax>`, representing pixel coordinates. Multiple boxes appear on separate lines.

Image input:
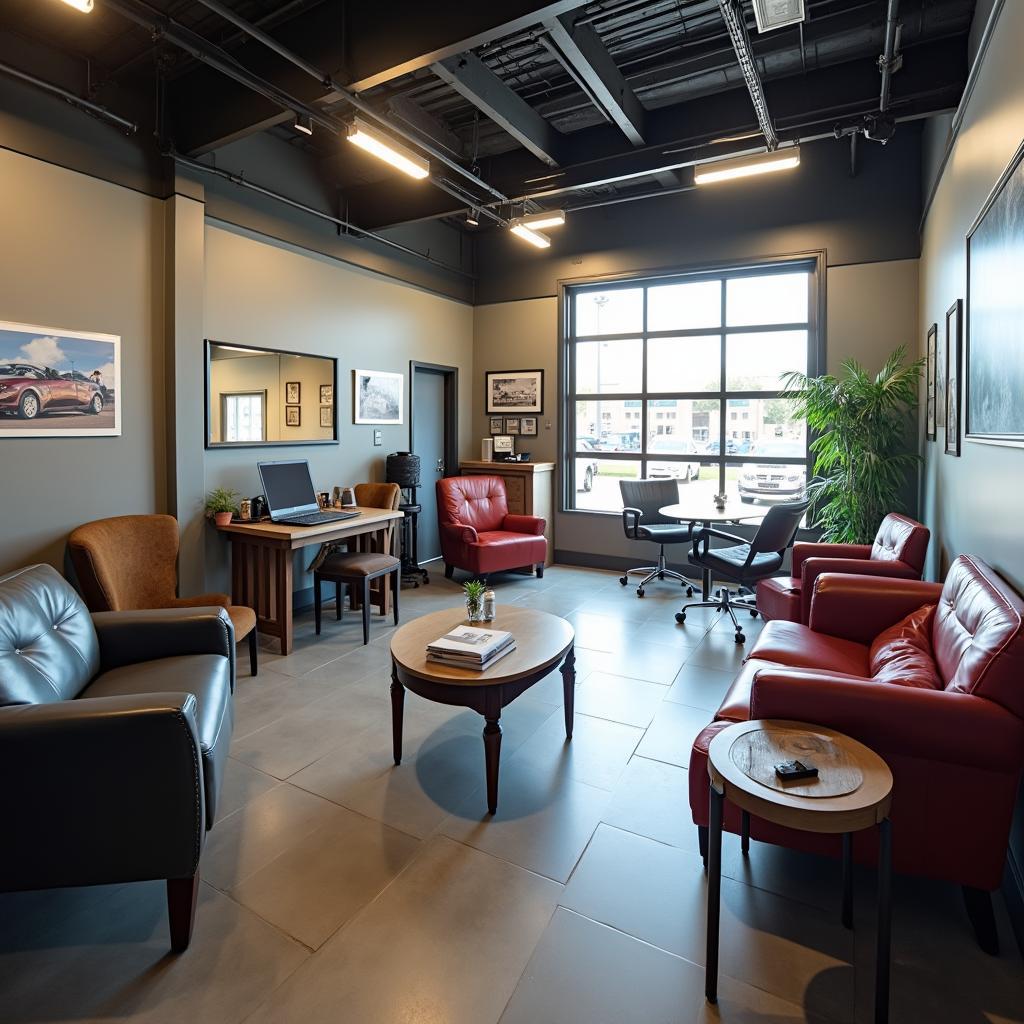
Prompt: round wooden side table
<box><xmin>705</xmin><ymin>719</ymin><xmax>894</xmax><ymax>1023</ymax></box>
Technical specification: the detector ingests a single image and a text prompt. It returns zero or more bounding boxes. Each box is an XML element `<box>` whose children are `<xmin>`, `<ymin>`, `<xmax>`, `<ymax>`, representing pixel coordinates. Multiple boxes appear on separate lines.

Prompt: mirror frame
<box><xmin>204</xmin><ymin>339</ymin><xmax>339</xmax><ymax>450</ymax></box>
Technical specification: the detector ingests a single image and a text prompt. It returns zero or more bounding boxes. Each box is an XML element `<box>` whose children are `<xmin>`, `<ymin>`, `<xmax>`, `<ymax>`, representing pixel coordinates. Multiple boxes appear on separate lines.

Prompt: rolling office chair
<box><xmin>618</xmin><ymin>479</ymin><xmax>694</xmax><ymax>597</ymax></box>
<box><xmin>675</xmin><ymin>499</ymin><xmax>809</xmax><ymax>643</ymax></box>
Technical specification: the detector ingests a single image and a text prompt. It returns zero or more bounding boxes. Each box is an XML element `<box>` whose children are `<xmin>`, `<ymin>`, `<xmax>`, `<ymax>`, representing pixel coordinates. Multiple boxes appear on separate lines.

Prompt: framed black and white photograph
<box><xmin>505</xmin><ymin>416</ymin><xmax>520</xmax><ymax>435</ymax></box>
<box><xmin>925</xmin><ymin>323</ymin><xmax>937</xmax><ymax>441</ymax></box>
<box><xmin>319</xmin><ymin>405</ymin><xmax>333</xmax><ymax>429</ymax></box>
<box><xmin>520</xmin><ymin>416</ymin><xmax>538</xmax><ymax>437</ymax></box>
<box><xmin>493</xmin><ymin>434</ymin><xmax>514</xmax><ymax>454</ymax></box>
<box><xmin>319</xmin><ymin>384</ymin><xmax>333</xmax><ymax>405</ymax></box>
<box><xmin>0</xmin><ymin>320</ymin><xmax>121</xmax><ymax>438</ymax></box>
<box><xmin>966</xmin><ymin>137</ymin><xmax>1024</xmax><ymax>446</ymax></box>
<box><xmin>489</xmin><ymin>416</ymin><xmax>504</xmax><ymax>434</ymax></box>
<box><xmin>285</xmin><ymin>381</ymin><xmax>301</xmax><ymax>405</ymax></box>
<box><xmin>945</xmin><ymin>300</ymin><xmax>962</xmax><ymax>457</ymax></box>
<box><xmin>354</xmin><ymin>368</ymin><xmax>403</xmax><ymax>424</ymax></box>
<box><xmin>285</xmin><ymin>405</ymin><xmax>301</xmax><ymax>427</ymax></box>
<box><xmin>485</xmin><ymin>368</ymin><xmax>543</xmax><ymax>415</ymax></box>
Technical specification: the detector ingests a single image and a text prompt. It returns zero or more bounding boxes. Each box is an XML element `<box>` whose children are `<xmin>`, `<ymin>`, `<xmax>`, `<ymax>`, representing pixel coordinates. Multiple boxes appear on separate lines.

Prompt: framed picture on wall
<box><xmin>320</xmin><ymin>406</ymin><xmax>333</xmax><ymax>428</ymax></box>
<box><xmin>285</xmin><ymin>405</ymin><xmax>301</xmax><ymax>427</ymax></box>
<box><xmin>925</xmin><ymin>323</ymin><xmax>937</xmax><ymax>441</ymax></box>
<box><xmin>285</xmin><ymin>381</ymin><xmax>301</xmax><ymax>404</ymax></box>
<box><xmin>966</xmin><ymin>136</ymin><xmax>1024</xmax><ymax>446</ymax></box>
<box><xmin>520</xmin><ymin>416</ymin><xmax>538</xmax><ymax>436</ymax></box>
<box><xmin>486</xmin><ymin>368</ymin><xmax>543</xmax><ymax>415</ymax></box>
<box><xmin>319</xmin><ymin>384</ymin><xmax>333</xmax><ymax>405</ymax></box>
<box><xmin>945</xmin><ymin>299</ymin><xmax>962</xmax><ymax>457</ymax></box>
<box><xmin>505</xmin><ymin>417</ymin><xmax>520</xmax><ymax>435</ymax></box>
<box><xmin>354</xmin><ymin>368</ymin><xmax>403</xmax><ymax>424</ymax></box>
<box><xmin>0</xmin><ymin>320</ymin><xmax>121</xmax><ymax>438</ymax></box>
<box><xmin>489</xmin><ymin>416</ymin><xmax>504</xmax><ymax>434</ymax></box>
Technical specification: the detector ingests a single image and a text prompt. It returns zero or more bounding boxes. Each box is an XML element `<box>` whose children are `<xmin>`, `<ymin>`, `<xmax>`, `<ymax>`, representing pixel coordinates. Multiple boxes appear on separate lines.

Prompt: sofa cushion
<box><xmin>82</xmin><ymin>654</ymin><xmax>233</xmax><ymax>827</ymax></box>
<box><xmin>869</xmin><ymin>604</ymin><xmax>941</xmax><ymax>689</ymax></box>
<box><xmin>871</xmin><ymin>513</ymin><xmax>930</xmax><ymax>574</ymax></box>
<box><xmin>749</xmin><ymin>620</ymin><xmax>871</xmax><ymax>677</ymax></box>
<box><xmin>0</xmin><ymin>564</ymin><xmax>99</xmax><ymax>706</ymax></box>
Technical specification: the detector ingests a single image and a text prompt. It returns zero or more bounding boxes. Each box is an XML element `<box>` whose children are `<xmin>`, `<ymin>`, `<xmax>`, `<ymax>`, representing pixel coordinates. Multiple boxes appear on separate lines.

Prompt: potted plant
<box><xmin>783</xmin><ymin>346</ymin><xmax>923</xmax><ymax>544</ymax></box>
<box><xmin>463</xmin><ymin>579</ymin><xmax>487</xmax><ymax>623</ymax></box>
<box><xmin>205</xmin><ymin>487</ymin><xmax>239</xmax><ymax>527</ymax></box>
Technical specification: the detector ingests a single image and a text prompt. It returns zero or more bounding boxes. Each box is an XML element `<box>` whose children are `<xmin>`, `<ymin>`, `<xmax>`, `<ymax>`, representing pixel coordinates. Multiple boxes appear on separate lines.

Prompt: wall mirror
<box><xmin>205</xmin><ymin>340</ymin><xmax>338</xmax><ymax>448</ymax></box>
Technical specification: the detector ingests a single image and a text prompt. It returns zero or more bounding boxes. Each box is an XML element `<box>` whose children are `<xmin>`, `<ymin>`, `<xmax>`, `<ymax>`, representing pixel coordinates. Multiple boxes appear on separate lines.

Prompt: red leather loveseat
<box><xmin>690</xmin><ymin>555</ymin><xmax>1024</xmax><ymax>951</ymax></box>
<box><xmin>756</xmin><ymin>512</ymin><xmax>930</xmax><ymax>624</ymax></box>
<box><xmin>436</xmin><ymin>475</ymin><xmax>547</xmax><ymax>580</ymax></box>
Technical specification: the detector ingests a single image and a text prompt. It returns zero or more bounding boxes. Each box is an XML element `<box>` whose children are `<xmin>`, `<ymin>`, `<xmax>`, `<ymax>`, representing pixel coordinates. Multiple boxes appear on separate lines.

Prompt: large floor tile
<box><xmin>564</xmin><ymin>609</ymin><xmax>636</xmax><ymax>652</ymax></box>
<box><xmin>602</xmin><ymin>755</ymin><xmax>700</xmax><ymax>853</ymax></box>
<box><xmin>574</xmin><ymin>670</ymin><xmax>670</xmax><ymax>727</ymax></box>
<box><xmin>664</xmin><ymin>661</ymin><xmax>736</xmax><ymax>713</ymax></box>
<box><xmin>230</xmin><ymin>807</ymin><xmax>420</xmax><ymax>949</ymax></box>
<box><xmin>635</xmin><ymin>700</ymin><xmax>711</xmax><ymax>768</ymax></box>
<box><xmin>215</xmin><ymin>757</ymin><xmax>281</xmax><ymax>824</ymax></box>
<box><xmin>243</xmin><ymin>836</ymin><xmax>560</xmax><ymax>1024</ymax></box>
<box><xmin>500</xmin><ymin>907</ymin><xmax>817</xmax><ymax>1024</ymax></box>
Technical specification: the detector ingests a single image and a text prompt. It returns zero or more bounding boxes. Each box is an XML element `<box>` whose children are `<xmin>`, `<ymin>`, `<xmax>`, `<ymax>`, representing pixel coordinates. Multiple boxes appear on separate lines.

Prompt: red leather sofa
<box><xmin>690</xmin><ymin>556</ymin><xmax>1024</xmax><ymax>951</ymax></box>
<box><xmin>756</xmin><ymin>512</ymin><xmax>930</xmax><ymax>624</ymax></box>
<box><xmin>436</xmin><ymin>475</ymin><xmax>547</xmax><ymax>579</ymax></box>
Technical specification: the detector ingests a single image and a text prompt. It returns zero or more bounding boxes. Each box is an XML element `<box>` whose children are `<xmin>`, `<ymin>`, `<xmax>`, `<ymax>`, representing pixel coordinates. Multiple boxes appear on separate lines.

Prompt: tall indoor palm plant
<box><xmin>783</xmin><ymin>347</ymin><xmax>923</xmax><ymax>544</ymax></box>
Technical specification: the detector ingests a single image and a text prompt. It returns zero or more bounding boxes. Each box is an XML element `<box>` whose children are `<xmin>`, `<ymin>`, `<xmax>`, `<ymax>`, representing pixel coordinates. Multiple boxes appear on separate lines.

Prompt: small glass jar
<box><xmin>482</xmin><ymin>590</ymin><xmax>496</xmax><ymax>621</ymax></box>
<box><xmin>466</xmin><ymin>596</ymin><xmax>484</xmax><ymax>623</ymax></box>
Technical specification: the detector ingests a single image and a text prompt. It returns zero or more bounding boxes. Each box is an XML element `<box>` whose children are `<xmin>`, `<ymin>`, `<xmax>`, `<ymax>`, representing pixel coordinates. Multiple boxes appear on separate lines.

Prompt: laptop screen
<box><xmin>257</xmin><ymin>460</ymin><xmax>319</xmax><ymax>519</ymax></box>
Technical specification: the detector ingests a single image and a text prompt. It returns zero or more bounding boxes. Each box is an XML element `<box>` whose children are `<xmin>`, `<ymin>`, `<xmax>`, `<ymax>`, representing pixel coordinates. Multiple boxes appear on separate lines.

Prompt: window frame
<box><xmin>221</xmin><ymin>389</ymin><xmax>268</xmax><ymax>444</ymax></box>
<box><xmin>559</xmin><ymin>254</ymin><xmax>825</xmax><ymax>515</ymax></box>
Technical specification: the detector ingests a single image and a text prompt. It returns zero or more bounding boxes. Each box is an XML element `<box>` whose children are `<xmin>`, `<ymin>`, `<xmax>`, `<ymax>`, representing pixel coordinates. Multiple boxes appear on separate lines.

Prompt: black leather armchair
<box><xmin>0</xmin><ymin>564</ymin><xmax>236</xmax><ymax>951</ymax></box>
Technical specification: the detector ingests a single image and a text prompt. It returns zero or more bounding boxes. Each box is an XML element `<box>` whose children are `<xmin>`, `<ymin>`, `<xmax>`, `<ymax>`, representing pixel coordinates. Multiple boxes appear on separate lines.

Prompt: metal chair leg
<box><xmin>361</xmin><ymin>577</ymin><xmax>370</xmax><ymax>645</ymax></box>
<box><xmin>314</xmin><ymin>575</ymin><xmax>322</xmax><ymax>635</ymax></box>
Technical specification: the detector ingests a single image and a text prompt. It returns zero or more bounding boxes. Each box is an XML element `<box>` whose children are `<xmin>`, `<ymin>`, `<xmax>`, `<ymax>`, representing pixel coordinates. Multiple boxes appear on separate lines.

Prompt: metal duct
<box><xmin>717</xmin><ymin>0</ymin><xmax>778</xmax><ymax>150</ymax></box>
<box><xmin>879</xmin><ymin>0</ymin><xmax>902</xmax><ymax>113</ymax></box>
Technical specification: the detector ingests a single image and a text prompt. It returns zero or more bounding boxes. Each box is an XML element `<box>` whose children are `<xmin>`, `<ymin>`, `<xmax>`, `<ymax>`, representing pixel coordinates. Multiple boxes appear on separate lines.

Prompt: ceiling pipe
<box><xmin>878</xmin><ymin>0</ymin><xmax>902</xmax><ymax>113</ymax></box>
<box><xmin>0</xmin><ymin>59</ymin><xmax>137</xmax><ymax>134</ymax></box>
<box><xmin>716</xmin><ymin>0</ymin><xmax>778</xmax><ymax>150</ymax></box>
<box><xmin>191</xmin><ymin>0</ymin><xmax>510</xmax><ymax>206</ymax></box>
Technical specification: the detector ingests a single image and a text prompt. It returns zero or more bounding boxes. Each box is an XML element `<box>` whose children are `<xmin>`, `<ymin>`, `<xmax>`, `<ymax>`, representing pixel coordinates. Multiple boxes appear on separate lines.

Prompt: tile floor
<box><xmin>1</xmin><ymin>565</ymin><xmax>1022</xmax><ymax>1024</ymax></box>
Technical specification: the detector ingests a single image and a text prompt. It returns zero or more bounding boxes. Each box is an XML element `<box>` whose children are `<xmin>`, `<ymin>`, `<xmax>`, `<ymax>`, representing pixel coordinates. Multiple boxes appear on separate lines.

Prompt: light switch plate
<box><xmin>373</xmin><ymin>430</ymin><xmax>382</xmax><ymax>446</ymax></box>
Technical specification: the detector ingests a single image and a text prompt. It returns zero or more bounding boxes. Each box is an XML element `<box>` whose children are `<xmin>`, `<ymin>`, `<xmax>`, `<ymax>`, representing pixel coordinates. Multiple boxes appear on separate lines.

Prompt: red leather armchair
<box><xmin>756</xmin><ymin>512</ymin><xmax>930</xmax><ymax>624</ymax></box>
<box><xmin>436</xmin><ymin>475</ymin><xmax>547</xmax><ymax>579</ymax></box>
<box><xmin>690</xmin><ymin>556</ymin><xmax>1024</xmax><ymax>952</ymax></box>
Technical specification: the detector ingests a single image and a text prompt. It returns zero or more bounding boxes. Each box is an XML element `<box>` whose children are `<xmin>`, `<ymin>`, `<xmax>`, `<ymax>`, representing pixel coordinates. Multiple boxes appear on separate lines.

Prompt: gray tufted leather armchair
<box><xmin>0</xmin><ymin>563</ymin><xmax>236</xmax><ymax>951</ymax></box>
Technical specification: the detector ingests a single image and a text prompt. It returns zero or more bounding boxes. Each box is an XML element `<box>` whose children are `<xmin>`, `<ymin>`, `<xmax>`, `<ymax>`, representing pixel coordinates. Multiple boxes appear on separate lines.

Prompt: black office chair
<box><xmin>618</xmin><ymin>479</ymin><xmax>694</xmax><ymax>597</ymax></box>
<box><xmin>675</xmin><ymin>499</ymin><xmax>809</xmax><ymax>643</ymax></box>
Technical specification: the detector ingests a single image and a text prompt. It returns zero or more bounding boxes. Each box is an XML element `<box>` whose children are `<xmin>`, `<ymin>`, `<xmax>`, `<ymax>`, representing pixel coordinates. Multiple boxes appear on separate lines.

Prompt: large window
<box><xmin>565</xmin><ymin>263</ymin><xmax>819</xmax><ymax>512</ymax></box>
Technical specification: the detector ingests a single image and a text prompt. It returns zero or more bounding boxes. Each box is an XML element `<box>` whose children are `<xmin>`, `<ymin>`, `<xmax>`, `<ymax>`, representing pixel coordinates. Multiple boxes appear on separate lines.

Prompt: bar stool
<box><xmin>314</xmin><ymin>550</ymin><xmax>400</xmax><ymax>644</ymax></box>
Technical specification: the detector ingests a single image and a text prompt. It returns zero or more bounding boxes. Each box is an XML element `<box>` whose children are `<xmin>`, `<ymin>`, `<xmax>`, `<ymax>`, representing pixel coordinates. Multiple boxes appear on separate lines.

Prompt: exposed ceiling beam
<box><xmin>432</xmin><ymin>53</ymin><xmax>566</xmax><ymax>167</ymax></box>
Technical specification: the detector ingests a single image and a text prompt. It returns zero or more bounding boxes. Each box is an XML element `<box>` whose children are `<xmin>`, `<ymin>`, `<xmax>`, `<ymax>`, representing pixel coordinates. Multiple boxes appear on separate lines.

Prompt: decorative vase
<box><xmin>466</xmin><ymin>598</ymin><xmax>484</xmax><ymax>623</ymax></box>
<box><xmin>214</xmin><ymin>511</ymin><xmax>233</xmax><ymax>527</ymax></box>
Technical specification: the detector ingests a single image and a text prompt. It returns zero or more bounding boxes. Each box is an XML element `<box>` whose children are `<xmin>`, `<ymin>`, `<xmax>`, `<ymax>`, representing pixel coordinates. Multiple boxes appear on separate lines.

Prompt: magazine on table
<box><xmin>426</xmin><ymin>641</ymin><xmax>517</xmax><ymax>670</ymax></box>
<box><xmin>426</xmin><ymin>625</ymin><xmax>514</xmax><ymax>662</ymax></box>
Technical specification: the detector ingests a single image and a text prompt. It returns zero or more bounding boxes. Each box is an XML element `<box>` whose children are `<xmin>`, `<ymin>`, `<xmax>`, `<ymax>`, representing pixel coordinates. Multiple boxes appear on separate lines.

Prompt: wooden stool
<box><xmin>314</xmin><ymin>551</ymin><xmax>400</xmax><ymax>644</ymax></box>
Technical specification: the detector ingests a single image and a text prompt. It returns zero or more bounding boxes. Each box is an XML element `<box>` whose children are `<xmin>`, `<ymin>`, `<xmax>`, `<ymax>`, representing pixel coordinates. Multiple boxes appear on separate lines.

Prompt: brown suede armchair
<box><xmin>68</xmin><ymin>514</ymin><xmax>259</xmax><ymax>676</ymax></box>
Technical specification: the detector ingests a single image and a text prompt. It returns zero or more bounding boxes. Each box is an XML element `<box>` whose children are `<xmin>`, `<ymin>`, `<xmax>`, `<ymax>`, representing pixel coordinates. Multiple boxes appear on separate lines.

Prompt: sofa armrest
<box><xmin>503</xmin><ymin>514</ymin><xmax>546</xmax><ymax>536</ymax></box>
<box><xmin>0</xmin><ymin>694</ymin><xmax>206</xmax><ymax>889</ymax></box>
<box><xmin>749</xmin><ymin>669</ymin><xmax>1024</xmax><ymax>773</ymax></box>
<box><xmin>808</xmin><ymin>574</ymin><xmax>944</xmax><ymax>644</ymax></box>
<box><xmin>792</xmin><ymin>542</ymin><xmax>872</xmax><ymax>577</ymax></box>
<box><xmin>93</xmin><ymin>607</ymin><xmax>234</xmax><ymax>675</ymax></box>
<box><xmin>800</xmin><ymin>558</ymin><xmax>918</xmax><ymax>625</ymax></box>
<box><xmin>440</xmin><ymin>521</ymin><xmax>479</xmax><ymax>545</ymax></box>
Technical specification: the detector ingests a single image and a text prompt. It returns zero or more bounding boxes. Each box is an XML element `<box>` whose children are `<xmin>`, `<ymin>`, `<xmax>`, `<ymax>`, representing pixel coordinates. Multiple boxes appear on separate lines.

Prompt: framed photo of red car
<box><xmin>0</xmin><ymin>320</ymin><xmax>120</xmax><ymax>438</ymax></box>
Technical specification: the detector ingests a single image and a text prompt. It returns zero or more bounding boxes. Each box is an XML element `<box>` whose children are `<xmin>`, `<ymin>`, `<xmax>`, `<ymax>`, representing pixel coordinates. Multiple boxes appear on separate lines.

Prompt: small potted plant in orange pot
<box><xmin>205</xmin><ymin>487</ymin><xmax>239</xmax><ymax>527</ymax></box>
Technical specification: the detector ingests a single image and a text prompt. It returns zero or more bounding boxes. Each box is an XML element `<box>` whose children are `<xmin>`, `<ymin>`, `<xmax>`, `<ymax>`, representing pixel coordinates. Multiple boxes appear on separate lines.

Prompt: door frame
<box><xmin>409</xmin><ymin>361</ymin><xmax>459</xmax><ymax>478</ymax></box>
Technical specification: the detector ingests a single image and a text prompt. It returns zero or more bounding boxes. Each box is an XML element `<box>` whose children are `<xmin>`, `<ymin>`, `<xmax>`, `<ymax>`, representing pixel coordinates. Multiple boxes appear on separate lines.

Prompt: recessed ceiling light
<box><xmin>513</xmin><ymin>209</ymin><xmax>566</xmax><ymax>230</ymax></box>
<box><xmin>293</xmin><ymin>113</ymin><xmax>313</xmax><ymax>136</ymax></box>
<box><xmin>693</xmin><ymin>147</ymin><xmax>800</xmax><ymax>185</ymax></box>
<box><xmin>751</xmin><ymin>0</ymin><xmax>806</xmax><ymax>33</ymax></box>
<box><xmin>347</xmin><ymin>117</ymin><xmax>429</xmax><ymax>180</ymax></box>
<box><xmin>509</xmin><ymin>223</ymin><xmax>551</xmax><ymax>248</ymax></box>
<box><xmin>58</xmin><ymin>0</ymin><xmax>94</xmax><ymax>10</ymax></box>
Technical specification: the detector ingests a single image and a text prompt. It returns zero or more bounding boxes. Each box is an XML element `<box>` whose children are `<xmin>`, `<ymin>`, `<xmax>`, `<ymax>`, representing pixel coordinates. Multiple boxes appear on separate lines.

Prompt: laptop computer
<box><xmin>257</xmin><ymin>460</ymin><xmax>360</xmax><ymax>526</ymax></box>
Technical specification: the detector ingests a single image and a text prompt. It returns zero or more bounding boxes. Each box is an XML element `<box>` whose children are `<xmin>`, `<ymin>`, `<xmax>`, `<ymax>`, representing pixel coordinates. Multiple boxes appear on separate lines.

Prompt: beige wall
<box><xmin>0</xmin><ymin>149</ymin><xmax>166</xmax><ymax>573</ymax></box>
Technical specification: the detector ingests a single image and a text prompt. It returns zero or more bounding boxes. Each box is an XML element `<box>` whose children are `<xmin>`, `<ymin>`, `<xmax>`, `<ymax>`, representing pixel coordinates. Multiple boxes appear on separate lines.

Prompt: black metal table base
<box><xmin>398</xmin><ymin>501</ymin><xmax>429</xmax><ymax>587</ymax></box>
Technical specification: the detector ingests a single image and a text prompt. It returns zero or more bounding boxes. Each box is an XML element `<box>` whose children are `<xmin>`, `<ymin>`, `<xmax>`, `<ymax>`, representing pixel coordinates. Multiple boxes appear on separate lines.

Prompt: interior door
<box><xmin>412</xmin><ymin>368</ymin><xmax>447</xmax><ymax>563</ymax></box>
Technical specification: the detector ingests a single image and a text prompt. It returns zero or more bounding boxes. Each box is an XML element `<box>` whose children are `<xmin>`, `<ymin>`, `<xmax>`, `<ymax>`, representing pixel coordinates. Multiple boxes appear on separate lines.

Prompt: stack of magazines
<box><xmin>426</xmin><ymin>625</ymin><xmax>516</xmax><ymax>670</ymax></box>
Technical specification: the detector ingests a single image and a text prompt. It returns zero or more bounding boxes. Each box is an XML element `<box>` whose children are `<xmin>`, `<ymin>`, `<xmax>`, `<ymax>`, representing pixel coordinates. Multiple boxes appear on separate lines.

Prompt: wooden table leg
<box><xmin>275</xmin><ymin>547</ymin><xmax>294</xmax><ymax>654</ymax></box>
<box><xmin>705</xmin><ymin>783</ymin><xmax>724</xmax><ymax>1005</ymax></box>
<box><xmin>842</xmin><ymin>831</ymin><xmax>853</xmax><ymax>929</ymax></box>
<box><xmin>390</xmin><ymin>666</ymin><xmax>404</xmax><ymax>765</ymax></box>
<box><xmin>561</xmin><ymin>645</ymin><xmax>576</xmax><ymax>740</ymax></box>
<box><xmin>483</xmin><ymin>715</ymin><xmax>502</xmax><ymax>815</ymax></box>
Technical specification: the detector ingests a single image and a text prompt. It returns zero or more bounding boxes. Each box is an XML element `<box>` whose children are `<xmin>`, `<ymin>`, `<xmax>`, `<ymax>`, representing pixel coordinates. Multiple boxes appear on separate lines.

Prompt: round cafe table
<box><xmin>659</xmin><ymin>499</ymin><xmax>764</xmax><ymax>600</ymax></box>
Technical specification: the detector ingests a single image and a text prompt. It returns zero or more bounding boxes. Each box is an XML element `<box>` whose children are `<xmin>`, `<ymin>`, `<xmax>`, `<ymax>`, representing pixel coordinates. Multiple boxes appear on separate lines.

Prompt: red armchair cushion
<box><xmin>869</xmin><ymin>604</ymin><xmax>941</xmax><ymax>689</ymax></box>
<box><xmin>748</xmin><ymin>620</ymin><xmax>870</xmax><ymax>677</ymax></box>
<box><xmin>754</xmin><ymin>576</ymin><xmax>801</xmax><ymax>623</ymax></box>
<box><xmin>871</xmin><ymin>512</ymin><xmax>930</xmax><ymax>573</ymax></box>
<box><xmin>503</xmin><ymin>513</ymin><xmax>545</xmax><ymax>536</ymax></box>
<box><xmin>437</xmin><ymin>475</ymin><xmax>509</xmax><ymax>532</ymax></box>
<box><xmin>809</xmin><ymin>575</ymin><xmax>945</xmax><ymax>645</ymax></box>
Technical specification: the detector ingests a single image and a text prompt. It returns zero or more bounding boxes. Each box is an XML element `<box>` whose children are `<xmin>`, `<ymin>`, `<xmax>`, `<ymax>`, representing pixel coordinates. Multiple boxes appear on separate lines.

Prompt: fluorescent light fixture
<box><xmin>751</xmin><ymin>0</ymin><xmax>805</xmax><ymax>33</ymax></box>
<box><xmin>509</xmin><ymin>223</ymin><xmax>551</xmax><ymax>249</ymax></box>
<box><xmin>59</xmin><ymin>0</ymin><xmax>94</xmax><ymax>10</ymax></box>
<box><xmin>215</xmin><ymin>345</ymin><xmax>263</xmax><ymax>354</ymax></box>
<box><xmin>466</xmin><ymin>210</ymin><xmax>480</xmax><ymax>226</ymax></box>
<box><xmin>514</xmin><ymin>209</ymin><xmax>566</xmax><ymax>230</ymax></box>
<box><xmin>693</xmin><ymin>146</ymin><xmax>800</xmax><ymax>185</ymax></box>
<box><xmin>293</xmin><ymin>113</ymin><xmax>313</xmax><ymax>136</ymax></box>
<box><xmin>346</xmin><ymin>117</ymin><xmax>429</xmax><ymax>180</ymax></box>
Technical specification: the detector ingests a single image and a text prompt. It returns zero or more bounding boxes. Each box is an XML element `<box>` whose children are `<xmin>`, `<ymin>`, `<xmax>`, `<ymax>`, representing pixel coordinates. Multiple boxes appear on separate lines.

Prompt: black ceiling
<box><xmin>1</xmin><ymin>0</ymin><xmax>976</xmax><ymax>230</ymax></box>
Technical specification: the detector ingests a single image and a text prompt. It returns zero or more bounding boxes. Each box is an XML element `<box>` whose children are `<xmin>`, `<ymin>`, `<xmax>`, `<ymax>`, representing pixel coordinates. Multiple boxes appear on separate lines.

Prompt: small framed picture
<box><xmin>319</xmin><ymin>384</ymin><xmax>333</xmax><ymax>405</ymax></box>
<box><xmin>520</xmin><ymin>416</ymin><xmax>538</xmax><ymax>437</ymax></box>
<box><xmin>320</xmin><ymin>406</ymin><xmax>333</xmax><ymax>428</ymax></box>
<box><xmin>285</xmin><ymin>405</ymin><xmax>301</xmax><ymax>427</ymax></box>
<box><xmin>505</xmin><ymin>416</ymin><xmax>520</xmax><ymax>435</ymax></box>
<box><xmin>493</xmin><ymin>435</ymin><xmax>514</xmax><ymax>453</ymax></box>
<box><xmin>489</xmin><ymin>416</ymin><xmax>504</xmax><ymax>435</ymax></box>
<box><xmin>945</xmin><ymin>299</ymin><xmax>962</xmax><ymax>457</ymax></box>
<box><xmin>925</xmin><ymin>323</ymin><xmax>937</xmax><ymax>441</ymax></box>
<box><xmin>285</xmin><ymin>381</ymin><xmax>301</xmax><ymax>404</ymax></box>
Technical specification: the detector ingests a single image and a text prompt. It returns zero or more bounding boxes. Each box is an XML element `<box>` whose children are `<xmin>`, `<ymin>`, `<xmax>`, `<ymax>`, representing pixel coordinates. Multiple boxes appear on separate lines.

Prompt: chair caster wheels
<box><xmin>686</xmin><ymin>586</ymin><xmax>694</xmax><ymax>598</ymax></box>
<box><xmin>675</xmin><ymin>612</ymin><xmax>686</xmax><ymax>624</ymax></box>
<box><xmin>619</xmin><ymin>576</ymin><xmax>628</xmax><ymax>586</ymax></box>
<box><xmin>637</xmin><ymin>588</ymin><xmax>645</xmax><ymax>598</ymax></box>
<box><xmin>735</xmin><ymin>632</ymin><xmax>745</xmax><ymax>645</ymax></box>
<box><xmin>750</xmin><ymin>610</ymin><xmax>758</xmax><ymax>618</ymax></box>
<box><xmin>658</xmin><ymin>572</ymin><xmax>665</xmax><ymax>580</ymax></box>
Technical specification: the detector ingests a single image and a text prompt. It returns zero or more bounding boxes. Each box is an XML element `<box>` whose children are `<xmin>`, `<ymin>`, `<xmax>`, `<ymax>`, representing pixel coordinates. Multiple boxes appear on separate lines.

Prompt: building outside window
<box><xmin>564</xmin><ymin>263</ymin><xmax>819</xmax><ymax>512</ymax></box>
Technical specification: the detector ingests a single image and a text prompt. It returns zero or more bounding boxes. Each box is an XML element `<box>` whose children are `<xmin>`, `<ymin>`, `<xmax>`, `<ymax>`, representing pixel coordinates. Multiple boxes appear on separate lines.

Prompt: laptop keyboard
<box><xmin>279</xmin><ymin>510</ymin><xmax>360</xmax><ymax>526</ymax></box>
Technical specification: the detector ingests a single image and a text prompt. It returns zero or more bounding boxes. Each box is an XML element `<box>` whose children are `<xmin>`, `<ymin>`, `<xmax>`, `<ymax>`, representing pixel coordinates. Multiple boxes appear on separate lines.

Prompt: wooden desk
<box><xmin>217</xmin><ymin>507</ymin><xmax>403</xmax><ymax>654</ymax></box>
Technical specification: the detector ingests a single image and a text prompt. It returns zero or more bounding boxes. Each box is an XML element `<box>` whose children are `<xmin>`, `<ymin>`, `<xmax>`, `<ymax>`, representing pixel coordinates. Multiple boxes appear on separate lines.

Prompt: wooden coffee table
<box><xmin>704</xmin><ymin>719</ymin><xmax>894</xmax><ymax>1023</ymax></box>
<box><xmin>389</xmin><ymin>606</ymin><xmax>575</xmax><ymax>815</ymax></box>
